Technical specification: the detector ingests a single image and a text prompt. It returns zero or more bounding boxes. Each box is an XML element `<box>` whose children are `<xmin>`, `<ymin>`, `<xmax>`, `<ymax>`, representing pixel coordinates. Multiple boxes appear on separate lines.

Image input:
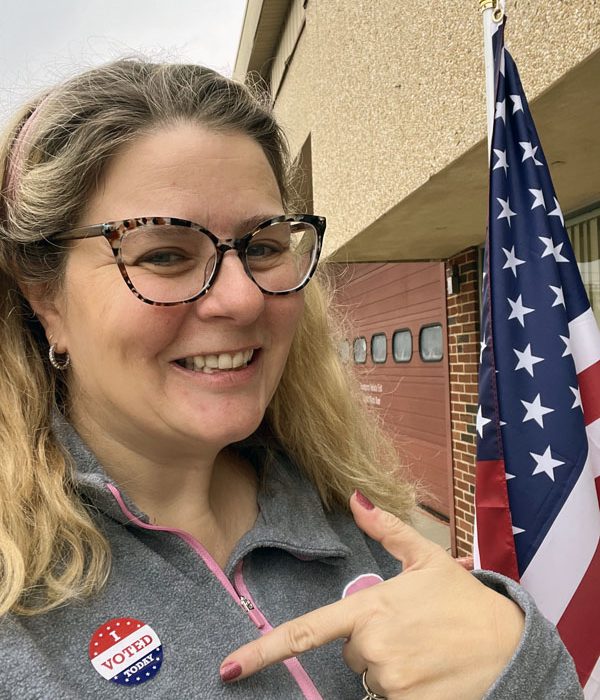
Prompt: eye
<box><xmin>246</xmin><ymin>240</ymin><xmax>288</xmax><ymax>259</ymax></box>
<box><xmin>137</xmin><ymin>249</ymin><xmax>189</xmax><ymax>266</ymax></box>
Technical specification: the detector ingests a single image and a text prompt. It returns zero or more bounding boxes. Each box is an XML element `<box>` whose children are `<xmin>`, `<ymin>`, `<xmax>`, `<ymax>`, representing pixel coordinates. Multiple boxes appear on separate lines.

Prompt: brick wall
<box><xmin>446</xmin><ymin>248</ymin><xmax>480</xmax><ymax>556</ymax></box>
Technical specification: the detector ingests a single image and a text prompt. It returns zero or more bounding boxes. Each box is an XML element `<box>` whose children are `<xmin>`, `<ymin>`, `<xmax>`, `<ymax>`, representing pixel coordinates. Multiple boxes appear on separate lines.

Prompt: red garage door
<box><xmin>333</xmin><ymin>261</ymin><xmax>452</xmax><ymax>519</ymax></box>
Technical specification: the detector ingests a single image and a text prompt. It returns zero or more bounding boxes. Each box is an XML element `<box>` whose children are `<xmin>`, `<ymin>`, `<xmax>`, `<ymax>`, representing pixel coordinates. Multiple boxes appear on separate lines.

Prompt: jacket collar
<box><xmin>53</xmin><ymin>413</ymin><xmax>351</xmax><ymax>568</ymax></box>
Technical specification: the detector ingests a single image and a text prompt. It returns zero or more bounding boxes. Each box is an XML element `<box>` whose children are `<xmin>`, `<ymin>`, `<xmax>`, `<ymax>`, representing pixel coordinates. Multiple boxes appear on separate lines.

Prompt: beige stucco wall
<box><xmin>272</xmin><ymin>1</ymin><xmax>600</xmax><ymax>258</ymax></box>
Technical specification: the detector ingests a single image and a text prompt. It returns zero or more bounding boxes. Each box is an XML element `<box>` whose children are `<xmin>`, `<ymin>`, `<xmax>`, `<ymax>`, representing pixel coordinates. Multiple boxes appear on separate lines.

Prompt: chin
<box><xmin>180</xmin><ymin>413</ymin><xmax>264</xmax><ymax>449</ymax></box>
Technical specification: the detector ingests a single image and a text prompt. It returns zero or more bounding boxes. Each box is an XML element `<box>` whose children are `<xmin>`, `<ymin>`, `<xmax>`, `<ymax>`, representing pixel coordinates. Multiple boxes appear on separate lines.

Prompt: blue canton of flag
<box><xmin>474</xmin><ymin>20</ymin><xmax>600</xmax><ymax>695</ymax></box>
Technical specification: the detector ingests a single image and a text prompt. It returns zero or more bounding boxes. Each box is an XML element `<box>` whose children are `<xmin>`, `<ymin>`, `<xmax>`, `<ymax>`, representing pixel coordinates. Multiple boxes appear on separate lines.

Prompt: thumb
<box><xmin>350</xmin><ymin>490</ymin><xmax>447</xmax><ymax>570</ymax></box>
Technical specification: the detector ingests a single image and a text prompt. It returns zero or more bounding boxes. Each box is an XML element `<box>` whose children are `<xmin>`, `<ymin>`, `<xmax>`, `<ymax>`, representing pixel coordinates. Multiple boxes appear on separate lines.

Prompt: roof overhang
<box><xmin>233</xmin><ymin>0</ymin><xmax>292</xmax><ymax>82</ymax></box>
<box><xmin>332</xmin><ymin>48</ymin><xmax>600</xmax><ymax>262</ymax></box>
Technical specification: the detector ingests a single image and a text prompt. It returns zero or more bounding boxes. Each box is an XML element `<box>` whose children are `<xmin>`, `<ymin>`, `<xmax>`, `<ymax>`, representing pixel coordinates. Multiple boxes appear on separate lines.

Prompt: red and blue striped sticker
<box><xmin>89</xmin><ymin>617</ymin><xmax>162</xmax><ymax>686</ymax></box>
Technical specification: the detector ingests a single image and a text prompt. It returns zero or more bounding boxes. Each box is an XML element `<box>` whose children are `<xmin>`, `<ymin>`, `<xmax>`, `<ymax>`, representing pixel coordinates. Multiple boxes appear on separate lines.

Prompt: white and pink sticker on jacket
<box><xmin>89</xmin><ymin>617</ymin><xmax>163</xmax><ymax>686</ymax></box>
<box><xmin>342</xmin><ymin>573</ymin><xmax>384</xmax><ymax>598</ymax></box>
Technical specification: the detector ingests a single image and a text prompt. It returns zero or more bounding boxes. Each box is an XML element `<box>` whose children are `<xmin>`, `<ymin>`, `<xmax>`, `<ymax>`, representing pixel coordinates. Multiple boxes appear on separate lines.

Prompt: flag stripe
<box><xmin>557</xmin><ymin>535</ymin><xmax>600</xmax><ymax>688</ymax></box>
<box><xmin>474</xmin><ymin>460</ymin><xmax>519</xmax><ymax>579</ymax></box>
<box><xmin>583</xmin><ymin>657</ymin><xmax>600</xmax><ymax>699</ymax></box>
<box><xmin>579</xmin><ymin>361</ymin><xmax>600</xmax><ymax>426</ymax></box>
<box><xmin>569</xmin><ymin>308</ymin><xmax>600</xmax><ymax>428</ymax></box>
<box><xmin>569</xmin><ymin>307</ymin><xmax>600</xmax><ymax>374</ymax></box>
<box><xmin>520</xmin><ymin>438</ymin><xmax>600</xmax><ymax>623</ymax></box>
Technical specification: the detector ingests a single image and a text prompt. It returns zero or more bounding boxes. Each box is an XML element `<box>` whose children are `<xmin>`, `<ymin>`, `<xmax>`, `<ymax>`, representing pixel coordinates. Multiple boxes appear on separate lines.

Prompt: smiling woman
<box><xmin>0</xmin><ymin>60</ymin><xmax>583</xmax><ymax>699</ymax></box>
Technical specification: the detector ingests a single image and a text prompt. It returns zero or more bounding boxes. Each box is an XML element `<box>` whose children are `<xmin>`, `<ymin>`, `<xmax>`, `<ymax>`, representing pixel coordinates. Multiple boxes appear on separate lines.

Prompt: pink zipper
<box><xmin>107</xmin><ymin>483</ymin><xmax>323</xmax><ymax>699</ymax></box>
<box><xmin>234</xmin><ymin>561</ymin><xmax>323</xmax><ymax>700</ymax></box>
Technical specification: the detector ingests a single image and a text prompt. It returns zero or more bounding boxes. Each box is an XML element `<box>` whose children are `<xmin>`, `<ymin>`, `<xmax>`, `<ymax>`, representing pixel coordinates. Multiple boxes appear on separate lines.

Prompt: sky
<box><xmin>0</xmin><ymin>0</ymin><xmax>247</xmax><ymax>124</ymax></box>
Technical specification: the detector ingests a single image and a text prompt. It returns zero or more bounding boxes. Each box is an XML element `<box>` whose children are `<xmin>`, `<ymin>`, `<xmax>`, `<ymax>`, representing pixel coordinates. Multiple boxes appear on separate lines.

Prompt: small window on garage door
<box><xmin>338</xmin><ymin>339</ymin><xmax>350</xmax><ymax>364</ymax></box>
<box><xmin>353</xmin><ymin>337</ymin><xmax>367</xmax><ymax>364</ymax></box>
<box><xmin>371</xmin><ymin>333</ymin><xmax>387</xmax><ymax>364</ymax></box>
<box><xmin>419</xmin><ymin>324</ymin><xmax>443</xmax><ymax>362</ymax></box>
<box><xmin>392</xmin><ymin>329</ymin><xmax>412</xmax><ymax>362</ymax></box>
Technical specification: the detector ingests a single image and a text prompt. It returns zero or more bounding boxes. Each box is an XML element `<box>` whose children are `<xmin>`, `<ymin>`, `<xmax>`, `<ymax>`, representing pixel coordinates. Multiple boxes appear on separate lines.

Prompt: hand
<box><xmin>219</xmin><ymin>491</ymin><xmax>525</xmax><ymax>699</ymax></box>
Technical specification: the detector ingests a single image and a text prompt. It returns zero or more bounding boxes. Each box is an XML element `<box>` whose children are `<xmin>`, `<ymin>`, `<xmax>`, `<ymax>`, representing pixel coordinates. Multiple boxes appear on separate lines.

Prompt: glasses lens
<box><xmin>246</xmin><ymin>220</ymin><xmax>318</xmax><ymax>293</ymax></box>
<box><xmin>119</xmin><ymin>223</ymin><xmax>216</xmax><ymax>303</ymax></box>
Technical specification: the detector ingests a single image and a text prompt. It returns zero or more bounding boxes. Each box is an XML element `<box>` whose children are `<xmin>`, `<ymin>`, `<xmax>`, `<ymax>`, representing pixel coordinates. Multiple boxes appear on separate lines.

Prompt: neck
<box><xmin>69</xmin><ymin>409</ymin><xmax>259</xmax><ymax>568</ymax></box>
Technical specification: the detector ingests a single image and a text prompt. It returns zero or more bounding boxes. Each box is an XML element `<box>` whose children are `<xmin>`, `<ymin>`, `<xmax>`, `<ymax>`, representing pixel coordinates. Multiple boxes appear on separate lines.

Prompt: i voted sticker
<box><xmin>89</xmin><ymin>617</ymin><xmax>163</xmax><ymax>686</ymax></box>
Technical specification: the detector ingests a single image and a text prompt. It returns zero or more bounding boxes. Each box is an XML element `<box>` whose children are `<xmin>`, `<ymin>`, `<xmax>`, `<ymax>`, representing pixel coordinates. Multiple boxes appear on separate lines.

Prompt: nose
<box><xmin>193</xmin><ymin>250</ymin><xmax>265</xmax><ymax>323</ymax></box>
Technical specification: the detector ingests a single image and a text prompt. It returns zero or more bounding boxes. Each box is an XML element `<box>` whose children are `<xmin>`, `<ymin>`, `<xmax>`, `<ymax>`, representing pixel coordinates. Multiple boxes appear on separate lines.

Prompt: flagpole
<box><xmin>479</xmin><ymin>0</ymin><xmax>505</xmax><ymax>159</ymax></box>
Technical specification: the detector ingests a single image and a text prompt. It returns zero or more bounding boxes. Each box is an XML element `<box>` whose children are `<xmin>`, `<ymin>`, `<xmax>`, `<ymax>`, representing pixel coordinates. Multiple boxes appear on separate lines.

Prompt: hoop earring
<box><xmin>49</xmin><ymin>344</ymin><xmax>71</xmax><ymax>371</ymax></box>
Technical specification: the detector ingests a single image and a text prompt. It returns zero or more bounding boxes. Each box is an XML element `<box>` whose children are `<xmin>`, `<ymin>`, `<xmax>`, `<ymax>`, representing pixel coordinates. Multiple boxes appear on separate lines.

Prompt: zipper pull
<box><xmin>239</xmin><ymin>595</ymin><xmax>254</xmax><ymax>612</ymax></box>
<box><xmin>239</xmin><ymin>595</ymin><xmax>266</xmax><ymax>629</ymax></box>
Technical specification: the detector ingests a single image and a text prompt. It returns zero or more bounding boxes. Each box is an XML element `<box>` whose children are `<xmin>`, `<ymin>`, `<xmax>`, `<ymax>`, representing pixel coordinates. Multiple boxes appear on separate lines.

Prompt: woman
<box><xmin>0</xmin><ymin>60</ymin><xmax>581</xmax><ymax>699</ymax></box>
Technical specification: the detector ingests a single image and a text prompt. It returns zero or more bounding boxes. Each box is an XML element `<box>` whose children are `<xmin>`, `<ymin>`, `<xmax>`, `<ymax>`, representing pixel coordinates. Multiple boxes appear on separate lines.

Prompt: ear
<box><xmin>20</xmin><ymin>282</ymin><xmax>68</xmax><ymax>350</ymax></box>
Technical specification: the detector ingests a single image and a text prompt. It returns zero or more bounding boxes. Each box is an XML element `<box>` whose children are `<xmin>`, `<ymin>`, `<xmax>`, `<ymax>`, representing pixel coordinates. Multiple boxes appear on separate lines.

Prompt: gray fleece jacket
<box><xmin>0</xmin><ymin>422</ymin><xmax>583</xmax><ymax>699</ymax></box>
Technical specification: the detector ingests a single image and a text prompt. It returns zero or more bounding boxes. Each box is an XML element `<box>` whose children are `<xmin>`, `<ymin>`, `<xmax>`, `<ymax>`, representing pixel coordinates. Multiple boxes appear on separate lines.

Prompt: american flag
<box><xmin>474</xmin><ymin>20</ymin><xmax>600</xmax><ymax>697</ymax></box>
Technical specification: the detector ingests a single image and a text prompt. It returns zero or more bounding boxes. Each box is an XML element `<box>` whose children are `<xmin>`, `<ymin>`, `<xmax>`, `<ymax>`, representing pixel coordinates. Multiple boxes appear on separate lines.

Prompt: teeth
<box><xmin>180</xmin><ymin>349</ymin><xmax>255</xmax><ymax>373</ymax></box>
<box><xmin>232</xmin><ymin>351</ymin><xmax>245</xmax><ymax>368</ymax></box>
<box><xmin>205</xmin><ymin>354</ymin><xmax>218</xmax><ymax>368</ymax></box>
<box><xmin>218</xmin><ymin>354</ymin><xmax>233</xmax><ymax>370</ymax></box>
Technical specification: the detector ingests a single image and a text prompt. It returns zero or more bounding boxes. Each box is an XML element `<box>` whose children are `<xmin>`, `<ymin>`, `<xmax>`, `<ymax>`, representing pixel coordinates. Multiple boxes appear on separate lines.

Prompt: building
<box><xmin>234</xmin><ymin>0</ymin><xmax>600</xmax><ymax>555</ymax></box>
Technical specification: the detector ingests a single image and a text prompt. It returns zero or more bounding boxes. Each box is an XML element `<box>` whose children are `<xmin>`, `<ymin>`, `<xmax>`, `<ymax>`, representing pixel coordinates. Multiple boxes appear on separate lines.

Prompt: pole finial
<box><xmin>479</xmin><ymin>0</ymin><xmax>505</xmax><ymax>22</ymax></box>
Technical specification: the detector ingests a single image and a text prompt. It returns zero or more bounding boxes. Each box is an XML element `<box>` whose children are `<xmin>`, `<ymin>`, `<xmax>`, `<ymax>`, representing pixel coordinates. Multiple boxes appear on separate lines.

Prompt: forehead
<box><xmin>80</xmin><ymin>123</ymin><xmax>284</xmax><ymax>231</ymax></box>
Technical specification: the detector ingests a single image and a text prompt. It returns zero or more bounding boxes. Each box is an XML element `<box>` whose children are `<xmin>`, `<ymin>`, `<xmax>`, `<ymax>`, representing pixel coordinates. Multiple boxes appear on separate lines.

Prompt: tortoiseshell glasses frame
<box><xmin>50</xmin><ymin>214</ymin><xmax>326</xmax><ymax>306</ymax></box>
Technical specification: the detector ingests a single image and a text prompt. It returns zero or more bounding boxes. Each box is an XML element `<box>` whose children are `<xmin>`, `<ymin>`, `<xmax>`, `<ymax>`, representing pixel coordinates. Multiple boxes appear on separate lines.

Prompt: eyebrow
<box><xmin>233</xmin><ymin>213</ymin><xmax>284</xmax><ymax>235</ymax></box>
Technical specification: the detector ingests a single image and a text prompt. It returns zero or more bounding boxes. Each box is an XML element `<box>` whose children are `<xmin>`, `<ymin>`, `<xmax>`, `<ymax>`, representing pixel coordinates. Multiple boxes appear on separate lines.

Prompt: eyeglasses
<box><xmin>50</xmin><ymin>214</ymin><xmax>326</xmax><ymax>306</ymax></box>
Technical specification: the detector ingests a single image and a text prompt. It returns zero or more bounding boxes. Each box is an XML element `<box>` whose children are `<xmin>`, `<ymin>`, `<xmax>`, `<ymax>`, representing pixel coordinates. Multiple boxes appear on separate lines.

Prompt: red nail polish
<box><xmin>355</xmin><ymin>489</ymin><xmax>375</xmax><ymax>510</ymax></box>
<box><xmin>220</xmin><ymin>661</ymin><xmax>242</xmax><ymax>682</ymax></box>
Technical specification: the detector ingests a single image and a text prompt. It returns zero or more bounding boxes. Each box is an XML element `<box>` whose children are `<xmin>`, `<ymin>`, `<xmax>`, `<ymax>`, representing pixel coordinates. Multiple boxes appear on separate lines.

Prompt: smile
<box><xmin>174</xmin><ymin>349</ymin><xmax>255</xmax><ymax>374</ymax></box>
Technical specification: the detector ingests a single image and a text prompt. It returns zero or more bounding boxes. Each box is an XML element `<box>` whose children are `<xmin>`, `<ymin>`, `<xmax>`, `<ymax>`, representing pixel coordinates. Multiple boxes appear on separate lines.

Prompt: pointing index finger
<box><xmin>220</xmin><ymin>595</ymin><xmax>358</xmax><ymax>682</ymax></box>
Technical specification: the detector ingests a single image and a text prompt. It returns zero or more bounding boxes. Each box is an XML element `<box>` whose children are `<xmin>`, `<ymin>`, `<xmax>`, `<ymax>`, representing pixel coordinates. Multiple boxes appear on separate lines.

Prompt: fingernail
<box><xmin>355</xmin><ymin>489</ymin><xmax>375</xmax><ymax>510</ymax></box>
<box><xmin>220</xmin><ymin>661</ymin><xmax>242</xmax><ymax>682</ymax></box>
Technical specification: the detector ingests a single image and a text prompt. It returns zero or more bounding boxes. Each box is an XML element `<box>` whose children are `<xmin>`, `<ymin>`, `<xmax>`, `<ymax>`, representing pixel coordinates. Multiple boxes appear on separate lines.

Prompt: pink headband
<box><xmin>4</xmin><ymin>93</ymin><xmax>51</xmax><ymax>201</ymax></box>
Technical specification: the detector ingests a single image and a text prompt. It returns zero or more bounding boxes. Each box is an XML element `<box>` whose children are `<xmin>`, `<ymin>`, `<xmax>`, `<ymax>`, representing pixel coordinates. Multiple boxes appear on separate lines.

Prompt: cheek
<box><xmin>269</xmin><ymin>294</ymin><xmax>305</xmax><ymax>353</ymax></box>
<box><xmin>62</xmin><ymin>279</ymin><xmax>182</xmax><ymax>363</ymax></box>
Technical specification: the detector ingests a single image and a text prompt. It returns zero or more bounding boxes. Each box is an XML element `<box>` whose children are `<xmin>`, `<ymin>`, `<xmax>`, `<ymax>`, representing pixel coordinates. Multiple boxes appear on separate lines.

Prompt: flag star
<box><xmin>502</xmin><ymin>246</ymin><xmax>526</xmax><ymax>276</ymax></box>
<box><xmin>521</xmin><ymin>394</ymin><xmax>554</xmax><ymax>428</ymax></box>
<box><xmin>529</xmin><ymin>188</ymin><xmax>545</xmax><ymax>210</ymax></box>
<box><xmin>508</xmin><ymin>295</ymin><xmax>534</xmax><ymax>326</ymax></box>
<box><xmin>520</xmin><ymin>141</ymin><xmax>543</xmax><ymax>165</ymax></box>
<box><xmin>549</xmin><ymin>285</ymin><xmax>565</xmax><ymax>308</ymax></box>
<box><xmin>493</xmin><ymin>149</ymin><xmax>509</xmax><ymax>175</ymax></box>
<box><xmin>506</xmin><ymin>472</ymin><xmax>516</xmax><ymax>480</ymax></box>
<box><xmin>476</xmin><ymin>406</ymin><xmax>492</xmax><ymax>438</ymax></box>
<box><xmin>560</xmin><ymin>335</ymin><xmax>572</xmax><ymax>357</ymax></box>
<box><xmin>530</xmin><ymin>446</ymin><xmax>565</xmax><ymax>481</ymax></box>
<box><xmin>548</xmin><ymin>197</ymin><xmax>564</xmax><ymax>226</ymax></box>
<box><xmin>552</xmin><ymin>242</ymin><xmax>568</xmax><ymax>263</ymax></box>
<box><xmin>539</xmin><ymin>236</ymin><xmax>569</xmax><ymax>263</ymax></box>
<box><xmin>570</xmin><ymin>386</ymin><xmax>582</xmax><ymax>409</ymax></box>
<box><xmin>480</xmin><ymin>338</ymin><xmax>487</xmax><ymax>363</ymax></box>
<box><xmin>514</xmin><ymin>344</ymin><xmax>544</xmax><ymax>377</ymax></box>
<box><xmin>495</xmin><ymin>99</ymin><xmax>506</xmax><ymax>123</ymax></box>
<box><xmin>512</xmin><ymin>525</ymin><xmax>525</xmax><ymax>535</ymax></box>
<box><xmin>510</xmin><ymin>94</ymin><xmax>523</xmax><ymax>113</ymax></box>
<box><xmin>497</xmin><ymin>197</ymin><xmax>517</xmax><ymax>226</ymax></box>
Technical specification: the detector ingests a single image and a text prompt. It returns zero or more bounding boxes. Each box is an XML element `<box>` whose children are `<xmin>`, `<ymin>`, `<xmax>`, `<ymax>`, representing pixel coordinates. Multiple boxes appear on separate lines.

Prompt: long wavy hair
<box><xmin>0</xmin><ymin>60</ymin><xmax>415</xmax><ymax>616</ymax></box>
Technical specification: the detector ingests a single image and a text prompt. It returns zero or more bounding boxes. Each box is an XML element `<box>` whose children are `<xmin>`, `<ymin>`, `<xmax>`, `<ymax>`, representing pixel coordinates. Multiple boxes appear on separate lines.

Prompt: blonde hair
<box><xmin>0</xmin><ymin>60</ymin><xmax>414</xmax><ymax>616</ymax></box>
<box><xmin>267</xmin><ymin>276</ymin><xmax>415</xmax><ymax>515</ymax></box>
